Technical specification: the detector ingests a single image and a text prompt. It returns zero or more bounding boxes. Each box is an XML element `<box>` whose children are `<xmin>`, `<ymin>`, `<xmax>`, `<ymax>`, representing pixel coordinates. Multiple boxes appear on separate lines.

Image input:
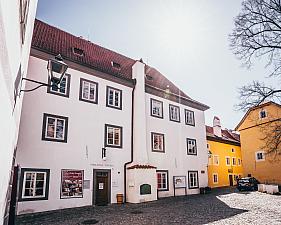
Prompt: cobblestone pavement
<box><xmin>17</xmin><ymin>188</ymin><xmax>281</xmax><ymax>225</ymax></box>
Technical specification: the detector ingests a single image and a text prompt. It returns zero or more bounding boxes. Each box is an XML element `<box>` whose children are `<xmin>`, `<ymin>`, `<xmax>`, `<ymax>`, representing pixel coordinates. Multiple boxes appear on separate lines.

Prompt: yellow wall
<box><xmin>207</xmin><ymin>140</ymin><xmax>243</xmax><ymax>188</ymax></box>
<box><xmin>237</xmin><ymin>103</ymin><xmax>281</xmax><ymax>184</ymax></box>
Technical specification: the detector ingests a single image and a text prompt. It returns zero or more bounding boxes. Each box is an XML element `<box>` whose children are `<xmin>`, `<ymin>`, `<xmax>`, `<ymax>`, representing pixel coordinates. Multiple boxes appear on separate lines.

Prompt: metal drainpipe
<box><xmin>123</xmin><ymin>78</ymin><xmax>136</xmax><ymax>203</ymax></box>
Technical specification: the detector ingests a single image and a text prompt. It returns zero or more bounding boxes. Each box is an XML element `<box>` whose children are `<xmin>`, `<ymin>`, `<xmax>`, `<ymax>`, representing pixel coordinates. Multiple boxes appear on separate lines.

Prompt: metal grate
<box><xmin>81</xmin><ymin>219</ymin><xmax>99</xmax><ymax>224</ymax></box>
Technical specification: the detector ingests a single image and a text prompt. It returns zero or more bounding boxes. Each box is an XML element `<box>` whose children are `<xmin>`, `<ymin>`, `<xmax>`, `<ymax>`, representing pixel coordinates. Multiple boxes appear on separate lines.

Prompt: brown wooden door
<box><xmin>95</xmin><ymin>172</ymin><xmax>109</xmax><ymax>206</ymax></box>
<box><xmin>229</xmin><ymin>175</ymin><xmax>233</xmax><ymax>186</ymax></box>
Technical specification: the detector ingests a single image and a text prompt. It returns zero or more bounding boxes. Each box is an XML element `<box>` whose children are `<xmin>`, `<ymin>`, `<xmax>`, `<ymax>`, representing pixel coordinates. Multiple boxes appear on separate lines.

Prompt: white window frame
<box><xmin>152</xmin><ymin>132</ymin><xmax>165</xmax><ymax>152</ymax></box>
<box><xmin>106</xmin><ymin>86</ymin><xmax>122</xmax><ymax>109</ymax></box>
<box><xmin>237</xmin><ymin>158</ymin><xmax>241</xmax><ymax>166</ymax></box>
<box><xmin>226</xmin><ymin>156</ymin><xmax>231</xmax><ymax>166</ymax></box>
<box><xmin>169</xmin><ymin>104</ymin><xmax>180</xmax><ymax>122</ymax></box>
<box><xmin>187</xmin><ymin>138</ymin><xmax>197</xmax><ymax>155</ymax></box>
<box><xmin>188</xmin><ymin>171</ymin><xmax>199</xmax><ymax>189</ymax></box>
<box><xmin>213</xmin><ymin>155</ymin><xmax>219</xmax><ymax>165</ymax></box>
<box><xmin>232</xmin><ymin>157</ymin><xmax>236</xmax><ymax>166</ymax></box>
<box><xmin>105</xmin><ymin>124</ymin><xmax>122</xmax><ymax>148</ymax></box>
<box><xmin>42</xmin><ymin>113</ymin><xmax>68</xmax><ymax>143</ymax></box>
<box><xmin>45</xmin><ymin>116</ymin><xmax>65</xmax><ymax>140</ymax></box>
<box><xmin>256</xmin><ymin>151</ymin><xmax>265</xmax><ymax>162</ymax></box>
<box><xmin>48</xmin><ymin>74</ymin><xmax>70</xmax><ymax>97</ymax></box>
<box><xmin>79</xmin><ymin>78</ymin><xmax>98</xmax><ymax>104</ymax></box>
<box><xmin>213</xmin><ymin>173</ymin><xmax>219</xmax><ymax>184</ymax></box>
<box><xmin>185</xmin><ymin>109</ymin><xmax>195</xmax><ymax>126</ymax></box>
<box><xmin>20</xmin><ymin>169</ymin><xmax>50</xmax><ymax>201</ymax></box>
<box><xmin>151</xmin><ymin>98</ymin><xmax>163</xmax><ymax>118</ymax></box>
<box><xmin>157</xmin><ymin>170</ymin><xmax>168</xmax><ymax>191</ymax></box>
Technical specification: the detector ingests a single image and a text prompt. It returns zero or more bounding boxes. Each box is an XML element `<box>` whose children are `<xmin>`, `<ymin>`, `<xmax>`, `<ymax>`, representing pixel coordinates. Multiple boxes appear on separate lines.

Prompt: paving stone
<box><xmin>16</xmin><ymin>188</ymin><xmax>281</xmax><ymax>225</ymax></box>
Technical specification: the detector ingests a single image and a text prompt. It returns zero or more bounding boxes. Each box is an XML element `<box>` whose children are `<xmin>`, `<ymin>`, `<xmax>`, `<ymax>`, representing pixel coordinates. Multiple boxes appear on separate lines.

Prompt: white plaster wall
<box><xmin>127</xmin><ymin>168</ymin><xmax>157</xmax><ymax>203</ymax></box>
<box><xmin>145</xmin><ymin>94</ymin><xmax>209</xmax><ymax>197</ymax></box>
<box><xmin>0</xmin><ymin>0</ymin><xmax>37</xmax><ymax>223</ymax></box>
<box><xmin>16</xmin><ymin>56</ymin><xmax>132</xmax><ymax>214</ymax></box>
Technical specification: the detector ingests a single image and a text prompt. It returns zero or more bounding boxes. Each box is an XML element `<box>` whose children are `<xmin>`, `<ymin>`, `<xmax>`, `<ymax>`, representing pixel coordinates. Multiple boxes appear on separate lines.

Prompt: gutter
<box><xmin>123</xmin><ymin>78</ymin><xmax>136</xmax><ymax>203</ymax></box>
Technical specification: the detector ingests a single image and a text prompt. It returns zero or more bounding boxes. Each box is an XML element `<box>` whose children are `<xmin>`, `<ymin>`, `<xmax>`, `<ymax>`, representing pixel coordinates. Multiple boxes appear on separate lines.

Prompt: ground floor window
<box><xmin>61</xmin><ymin>169</ymin><xmax>84</xmax><ymax>198</ymax></box>
<box><xmin>188</xmin><ymin>171</ymin><xmax>199</xmax><ymax>189</ymax></box>
<box><xmin>19</xmin><ymin>168</ymin><xmax>50</xmax><ymax>201</ymax></box>
<box><xmin>213</xmin><ymin>173</ymin><xmax>218</xmax><ymax>184</ymax></box>
<box><xmin>157</xmin><ymin>170</ymin><xmax>169</xmax><ymax>191</ymax></box>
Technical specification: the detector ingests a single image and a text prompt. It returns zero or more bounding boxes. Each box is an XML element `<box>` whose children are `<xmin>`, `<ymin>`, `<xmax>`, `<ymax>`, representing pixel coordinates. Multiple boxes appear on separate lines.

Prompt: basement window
<box><xmin>72</xmin><ymin>47</ymin><xmax>84</xmax><ymax>56</ymax></box>
<box><xmin>111</xmin><ymin>61</ymin><xmax>121</xmax><ymax>69</ymax></box>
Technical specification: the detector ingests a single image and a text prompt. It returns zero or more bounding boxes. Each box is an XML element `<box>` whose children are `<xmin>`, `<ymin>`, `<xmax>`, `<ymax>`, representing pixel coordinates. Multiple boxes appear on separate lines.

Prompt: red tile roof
<box><xmin>32</xmin><ymin>19</ymin><xmax>193</xmax><ymax>100</ymax></box>
<box><xmin>206</xmin><ymin>125</ymin><xmax>240</xmax><ymax>145</ymax></box>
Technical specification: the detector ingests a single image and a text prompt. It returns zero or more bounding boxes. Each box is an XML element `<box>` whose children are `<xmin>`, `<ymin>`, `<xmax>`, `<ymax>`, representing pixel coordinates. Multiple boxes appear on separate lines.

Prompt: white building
<box><xmin>16</xmin><ymin>19</ymin><xmax>209</xmax><ymax>215</ymax></box>
<box><xmin>0</xmin><ymin>0</ymin><xmax>37</xmax><ymax>224</ymax></box>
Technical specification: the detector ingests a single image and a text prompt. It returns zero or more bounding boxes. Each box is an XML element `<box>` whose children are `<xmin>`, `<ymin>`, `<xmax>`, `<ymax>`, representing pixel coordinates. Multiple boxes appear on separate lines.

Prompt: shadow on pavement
<box><xmin>16</xmin><ymin>187</ymin><xmax>248</xmax><ymax>225</ymax></box>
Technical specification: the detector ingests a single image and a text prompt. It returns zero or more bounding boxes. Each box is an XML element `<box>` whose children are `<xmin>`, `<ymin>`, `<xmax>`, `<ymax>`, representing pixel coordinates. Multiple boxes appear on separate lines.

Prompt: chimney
<box><xmin>213</xmin><ymin>116</ymin><xmax>222</xmax><ymax>137</ymax></box>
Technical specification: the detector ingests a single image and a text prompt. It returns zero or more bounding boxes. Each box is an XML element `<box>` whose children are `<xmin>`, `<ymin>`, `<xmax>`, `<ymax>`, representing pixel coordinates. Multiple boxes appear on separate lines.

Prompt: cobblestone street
<box><xmin>16</xmin><ymin>188</ymin><xmax>281</xmax><ymax>225</ymax></box>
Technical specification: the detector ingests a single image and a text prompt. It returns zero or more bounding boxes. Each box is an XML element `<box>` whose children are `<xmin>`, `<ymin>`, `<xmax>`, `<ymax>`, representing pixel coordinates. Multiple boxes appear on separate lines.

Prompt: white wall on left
<box><xmin>0</xmin><ymin>0</ymin><xmax>37</xmax><ymax>224</ymax></box>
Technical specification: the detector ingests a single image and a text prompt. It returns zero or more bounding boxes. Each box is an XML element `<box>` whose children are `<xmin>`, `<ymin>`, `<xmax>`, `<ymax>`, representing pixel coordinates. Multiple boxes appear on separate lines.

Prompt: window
<box><xmin>151</xmin><ymin>132</ymin><xmax>165</xmax><ymax>152</ymax></box>
<box><xmin>19</xmin><ymin>168</ymin><xmax>50</xmax><ymax>201</ymax></box>
<box><xmin>256</xmin><ymin>151</ymin><xmax>265</xmax><ymax>161</ymax></box>
<box><xmin>226</xmin><ymin>156</ymin><xmax>231</xmax><ymax>166</ymax></box>
<box><xmin>42</xmin><ymin>113</ymin><xmax>68</xmax><ymax>143</ymax></box>
<box><xmin>169</xmin><ymin>104</ymin><xmax>180</xmax><ymax>122</ymax></box>
<box><xmin>188</xmin><ymin>171</ymin><xmax>199</xmax><ymax>189</ymax></box>
<box><xmin>19</xmin><ymin>0</ymin><xmax>30</xmax><ymax>44</ymax></box>
<box><xmin>213</xmin><ymin>173</ymin><xmax>218</xmax><ymax>184</ymax></box>
<box><xmin>185</xmin><ymin>109</ymin><xmax>195</xmax><ymax>126</ymax></box>
<box><xmin>259</xmin><ymin>109</ymin><xmax>267</xmax><ymax>119</ymax></box>
<box><xmin>150</xmin><ymin>98</ymin><xmax>163</xmax><ymax>118</ymax></box>
<box><xmin>231</xmin><ymin>148</ymin><xmax>235</xmax><ymax>153</ymax></box>
<box><xmin>232</xmin><ymin>157</ymin><xmax>236</xmax><ymax>166</ymax></box>
<box><xmin>72</xmin><ymin>47</ymin><xmax>84</xmax><ymax>56</ymax></box>
<box><xmin>187</xmin><ymin>138</ymin><xmax>197</xmax><ymax>155</ymax></box>
<box><xmin>157</xmin><ymin>170</ymin><xmax>169</xmax><ymax>191</ymax></box>
<box><xmin>106</xmin><ymin>86</ymin><xmax>122</xmax><ymax>109</ymax></box>
<box><xmin>79</xmin><ymin>78</ymin><xmax>98</xmax><ymax>104</ymax></box>
<box><xmin>238</xmin><ymin>158</ymin><xmax>241</xmax><ymax>166</ymax></box>
<box><xmin>105</xmin><ymin>124</ymin><xmax>122</xmax><ymax>148</ymax></box>
<box><xmin>47</xmin><ymin>74</ymin><xmax>71</xmax><ymax>97</ymax></box>
<box><xmin>213</xmin><ymin>155</ymin><xmax>219</xmax><ymax>165</ymax></box>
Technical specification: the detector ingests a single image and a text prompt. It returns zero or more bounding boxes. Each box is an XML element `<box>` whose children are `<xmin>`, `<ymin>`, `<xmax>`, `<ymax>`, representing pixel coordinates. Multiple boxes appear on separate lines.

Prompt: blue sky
<box><xmin>37</xmin><ymin>0</ymin><xmax>272</xmax><ymax>129</ymax></box>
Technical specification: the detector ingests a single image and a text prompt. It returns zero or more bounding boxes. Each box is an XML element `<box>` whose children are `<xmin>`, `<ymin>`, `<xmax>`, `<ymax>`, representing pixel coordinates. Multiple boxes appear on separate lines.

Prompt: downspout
<box><xmin>123</xmin><ymin>78</ymin><xmax>136</xmax><ymax>203</ymax></box>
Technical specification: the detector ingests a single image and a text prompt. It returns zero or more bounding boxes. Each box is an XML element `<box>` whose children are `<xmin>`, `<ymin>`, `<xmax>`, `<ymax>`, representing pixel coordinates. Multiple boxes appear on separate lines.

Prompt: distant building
<box><xmin>0</xmin><ymin>0</ymin><xmax>37</xmax><ymax>224</ymax></box>
<box><xmin>15</xmin><ymin>19</ymin><xmax>209</xmax><ymax>214</ymax></box>
<box><xmin>235</xmin><ymin>101</ymin><xmax>281</xmax><ymax>184</ymax></box>
<box><xmin>206</xmin><ymin>117</ymin><xmax>243</xmax><ymax>188</ymax></box>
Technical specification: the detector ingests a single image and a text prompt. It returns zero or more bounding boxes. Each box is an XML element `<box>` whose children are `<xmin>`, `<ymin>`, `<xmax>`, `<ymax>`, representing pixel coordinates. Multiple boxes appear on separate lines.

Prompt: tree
<box><xmin>230</xmin><ymin>0</ymin><xmax>281</xmax><ymax>156</ymax></box>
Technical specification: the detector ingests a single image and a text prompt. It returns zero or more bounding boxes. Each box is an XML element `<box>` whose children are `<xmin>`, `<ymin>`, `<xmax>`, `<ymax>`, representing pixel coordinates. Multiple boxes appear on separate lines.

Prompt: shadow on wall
<box><xmin>16</xmin><ymin>188</ymin><xmax>248</xmax><ymax>225</ymax></box>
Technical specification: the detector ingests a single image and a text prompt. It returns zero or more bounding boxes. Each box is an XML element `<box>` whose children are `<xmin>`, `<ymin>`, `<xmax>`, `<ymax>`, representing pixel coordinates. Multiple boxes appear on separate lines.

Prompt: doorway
<box><xmin>93</xmin><ymin>169</ymin><xmax>111</xmax><ymax>206</ymax></box>
<box><xmin>229</xmin><ymin>174</ymin><xmax>233</xmax><ymax>186</ymax></box>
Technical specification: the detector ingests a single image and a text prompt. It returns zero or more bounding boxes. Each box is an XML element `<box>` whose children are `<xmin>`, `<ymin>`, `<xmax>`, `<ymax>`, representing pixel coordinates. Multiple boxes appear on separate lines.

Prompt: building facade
<box><xmin>236</xmin><ymin>101</ymin><xmax>281</xmax><ymax>184</ymax></box>
<box><xmin>0</xmin><ymin>0</ymin><xmax>37</xmax><ymax>224</ymax></box>
<box><xmin>15</xmin><ymin>20</ymin><xmax>209</xmax><ymax>214</ymax></box>
<box><xmin>207</xmin><ymin>117</ymin><xmax>243</xmax><ymax>188</ymax></box>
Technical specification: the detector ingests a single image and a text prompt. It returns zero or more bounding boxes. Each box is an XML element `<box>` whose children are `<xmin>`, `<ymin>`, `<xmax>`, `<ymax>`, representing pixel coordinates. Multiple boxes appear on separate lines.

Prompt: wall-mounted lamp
<box><xmin>21</xmin><ymin>54</ymin><xmax>68</xmax><ymax>92</ymax></box>
<box><xmin>102</xmin><ymin>147</ymin><xmax>107</xmax><ymax>161</ymax></box>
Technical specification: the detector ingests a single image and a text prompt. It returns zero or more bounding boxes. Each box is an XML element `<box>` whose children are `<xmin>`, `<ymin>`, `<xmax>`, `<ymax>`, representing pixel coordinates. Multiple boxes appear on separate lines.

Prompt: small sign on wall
<box><xmin>173</xmin><ymin>176</ymin><xmax>187</xmax><ymax>196</ymax></box>
<box><xmin>99</xmin><ymin>183</ymin><xmax>104</xmax><ymax>190</ymax></box>
<box><xmin>84</xmin><ymin>180</ymin><xmax>90</xmax><ymax>189</ymax></box>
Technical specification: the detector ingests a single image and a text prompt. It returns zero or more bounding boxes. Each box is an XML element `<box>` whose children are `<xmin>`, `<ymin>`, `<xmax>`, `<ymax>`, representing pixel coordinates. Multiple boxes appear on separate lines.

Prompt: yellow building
<box><xmin>235</xmin><ymin>101</ymin><xmax>281</xmax><ymax>184</ymax></box>
<box><xmin>207</xmin><ymin>117</ymin><xmax>243</xmax><ymax>188</ymax></box>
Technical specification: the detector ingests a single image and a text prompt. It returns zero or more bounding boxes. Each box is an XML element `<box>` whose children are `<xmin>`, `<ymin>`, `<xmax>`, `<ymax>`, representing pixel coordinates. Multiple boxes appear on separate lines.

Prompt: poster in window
<box><xmin>61</xmin><ymin>170</ymin><xmax>84</xmax><ymax>198</ymax></box>
<box><xmin>173</xmin><ymin>176</ymin><xmax>186</xmax><ymax>189</ymax></box>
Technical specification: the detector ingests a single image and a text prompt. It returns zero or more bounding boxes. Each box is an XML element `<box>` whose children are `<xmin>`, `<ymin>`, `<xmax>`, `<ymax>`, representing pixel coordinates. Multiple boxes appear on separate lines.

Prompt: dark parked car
<box><xmin>237</xmin><ymin>177</ymin><xmax>260</xmax><ymax>191</ymax></box>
